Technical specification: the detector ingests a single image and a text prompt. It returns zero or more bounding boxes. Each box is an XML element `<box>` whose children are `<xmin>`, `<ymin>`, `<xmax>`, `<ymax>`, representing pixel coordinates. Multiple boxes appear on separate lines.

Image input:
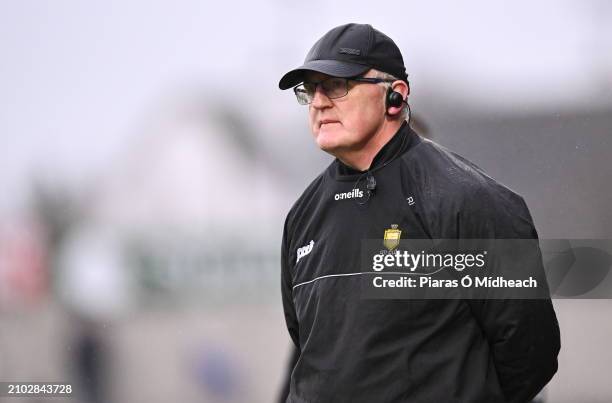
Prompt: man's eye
<box><xmin>303</xmin><ymin>83</ymin><xmax>317</xmax><ymax>94</ymax></box>
<box><xmin>328</xmin><ymin>79</ymin><xmax>345</xmax><ymax>89</ymax></box>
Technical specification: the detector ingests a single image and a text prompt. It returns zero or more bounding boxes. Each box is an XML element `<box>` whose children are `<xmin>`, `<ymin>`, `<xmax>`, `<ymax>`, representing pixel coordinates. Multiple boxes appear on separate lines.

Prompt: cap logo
<box><xmin>339</xmin><ymin>47</ymin><xmax>361</xmax><ymax>56</ymax></box>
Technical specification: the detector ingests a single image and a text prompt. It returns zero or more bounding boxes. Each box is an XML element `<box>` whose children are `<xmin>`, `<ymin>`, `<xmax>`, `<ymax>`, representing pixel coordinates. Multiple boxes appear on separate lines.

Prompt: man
<box><xmin>277</xmin><ymin>23</ymin><xmax>560</xmax><ymax>403</ymax></box>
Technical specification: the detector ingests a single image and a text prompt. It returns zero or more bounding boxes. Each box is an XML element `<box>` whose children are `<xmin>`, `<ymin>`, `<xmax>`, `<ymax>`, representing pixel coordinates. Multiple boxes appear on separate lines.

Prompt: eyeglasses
<box><xmin>293</xmin><ymin>77</ymin><xmax>394</xmax><ymax>105</ymax></box>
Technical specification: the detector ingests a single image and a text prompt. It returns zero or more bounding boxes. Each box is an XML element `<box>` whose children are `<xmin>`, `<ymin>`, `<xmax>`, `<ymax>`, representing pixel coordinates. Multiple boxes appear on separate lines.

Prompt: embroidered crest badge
<box><xmin>384</xmin><ymin>224</ymin><xmax>402</xmax><ymax>251</ymax></box>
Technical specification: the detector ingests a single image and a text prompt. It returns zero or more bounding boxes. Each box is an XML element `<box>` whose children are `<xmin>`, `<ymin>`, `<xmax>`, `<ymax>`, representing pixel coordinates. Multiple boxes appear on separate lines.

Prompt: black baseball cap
<box><xmin>278</xmin><ymin>23</ymin><xmax>408</xmax><ymax>90</ymax></box>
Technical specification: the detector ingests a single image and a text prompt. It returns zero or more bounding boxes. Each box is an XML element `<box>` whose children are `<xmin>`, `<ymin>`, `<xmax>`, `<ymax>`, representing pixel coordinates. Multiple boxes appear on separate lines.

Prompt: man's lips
<box><xmin>319</xmin><ymin>119</ymin><xmax>340</xmax><ymax>128</ymax></box>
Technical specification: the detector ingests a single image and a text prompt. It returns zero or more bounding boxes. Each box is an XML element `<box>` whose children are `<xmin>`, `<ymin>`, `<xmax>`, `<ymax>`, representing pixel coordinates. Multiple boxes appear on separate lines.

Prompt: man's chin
<box><xmin>315</xmin><ymin>130</ymin><xmax>343</xmax><ymax>152</ymax></box>
<box><xmin>315</xmin><ymin>138</ymin><xmax>340</xmax><ymax>153</ymax></box>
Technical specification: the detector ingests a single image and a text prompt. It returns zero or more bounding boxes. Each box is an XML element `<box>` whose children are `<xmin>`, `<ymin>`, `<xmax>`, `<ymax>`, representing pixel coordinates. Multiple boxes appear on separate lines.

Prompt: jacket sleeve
<box><xmin>281</xmin><ymin>214</ymin><xmax>300</xmax><ymax>349</ymax></box>
<box><xmin>276</xmin><ymin>346</ymin><xmax>300</xmax><ymax>403</ymax></box>
<box><xmin>277</xmin><ymin>214</ymin><xmax>300</xmax><ymax>402</ymax></box>
<box><xmin>461</xmin><ymin>189</ymin><xmax>561</xmax><ymax>403</ymax></box>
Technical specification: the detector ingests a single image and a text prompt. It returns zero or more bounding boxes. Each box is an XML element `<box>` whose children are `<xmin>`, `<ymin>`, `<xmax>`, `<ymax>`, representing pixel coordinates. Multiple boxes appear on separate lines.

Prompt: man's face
<box><xmin>305</xmin><ymin>70</ymin><xmax>387</xmax><ymax>155</ymax></box>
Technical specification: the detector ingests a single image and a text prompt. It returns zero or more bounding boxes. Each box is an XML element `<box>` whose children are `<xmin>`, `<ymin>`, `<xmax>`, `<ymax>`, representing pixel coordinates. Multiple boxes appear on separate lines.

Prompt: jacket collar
<box><xmin>331</xmin><ymin>121</ymin><xmax>419</xmax><ymax>181</ymax></box>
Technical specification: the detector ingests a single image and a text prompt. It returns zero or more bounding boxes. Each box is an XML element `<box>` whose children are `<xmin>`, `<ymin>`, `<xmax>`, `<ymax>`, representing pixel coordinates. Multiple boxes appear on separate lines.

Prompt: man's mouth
<box><xmin>319</xmin><ymin>119</ymin><xmax>339</xmax><ymax>128</ymax></box>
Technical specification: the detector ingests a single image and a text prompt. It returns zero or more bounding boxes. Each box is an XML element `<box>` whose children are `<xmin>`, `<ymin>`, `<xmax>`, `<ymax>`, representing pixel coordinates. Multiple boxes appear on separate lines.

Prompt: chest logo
<box><xmin>297</xmin><ymin>240</ymin><xmax>315</xmax><ymax>263</ymax></box>
<box><xmin>384</xmin><ymin>224</ymin><xmax>402</xmax><ymax>251</ymax></box>
<box><xmin>334</xmin><ymin>189</ymin><xmax>363</xmax><ymax>200</ymax></box>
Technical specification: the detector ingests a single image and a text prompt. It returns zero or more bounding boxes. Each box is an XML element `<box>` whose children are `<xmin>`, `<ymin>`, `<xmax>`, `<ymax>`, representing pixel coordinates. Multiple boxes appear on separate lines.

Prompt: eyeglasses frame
<box><xmin>292</xmin><ymin>76</ymin><xmax>396</xmax><ymax>105</ymax></box>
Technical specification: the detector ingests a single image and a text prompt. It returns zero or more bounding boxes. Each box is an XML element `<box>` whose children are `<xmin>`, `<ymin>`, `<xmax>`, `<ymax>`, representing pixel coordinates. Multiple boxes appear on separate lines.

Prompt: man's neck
<box><xmin>335</xmin><ymin>120</ymin><xmax>403</xmax><ymax>171</ymax></box>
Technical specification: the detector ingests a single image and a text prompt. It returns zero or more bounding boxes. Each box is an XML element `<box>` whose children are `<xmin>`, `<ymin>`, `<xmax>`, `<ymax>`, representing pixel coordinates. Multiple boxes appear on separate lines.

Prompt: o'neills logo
<box><xmin>334</xmin><ymin>189</ymin><xmax>363</xmax><ymax>200</ymax></box>
<box><xmin>297</xmin><ymin>240</ymin><xmax>314</xmax><ymax>263</ymax></box>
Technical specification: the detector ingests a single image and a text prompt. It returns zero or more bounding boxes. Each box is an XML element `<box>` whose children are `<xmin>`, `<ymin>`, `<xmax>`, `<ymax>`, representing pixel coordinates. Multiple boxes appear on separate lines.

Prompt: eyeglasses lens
<box><xmin>294</xmin><ymin>78</ymin><xmax>348</xmax><ymax>104</ymax></box>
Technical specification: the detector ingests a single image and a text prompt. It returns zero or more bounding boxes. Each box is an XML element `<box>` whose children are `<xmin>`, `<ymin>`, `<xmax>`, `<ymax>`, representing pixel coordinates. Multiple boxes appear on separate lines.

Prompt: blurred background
<box><xmin>0</xmin><ymin>0</ymin><xmax>611</xmax><ymax>402</ymax></box>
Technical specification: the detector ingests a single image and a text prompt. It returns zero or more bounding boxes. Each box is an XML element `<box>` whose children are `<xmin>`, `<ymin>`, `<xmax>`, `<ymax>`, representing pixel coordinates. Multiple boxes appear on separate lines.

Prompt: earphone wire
<box><xmin>352</xmin><ymin>108</ymin><xmax>412</xmax><ymax>206</ymax></box>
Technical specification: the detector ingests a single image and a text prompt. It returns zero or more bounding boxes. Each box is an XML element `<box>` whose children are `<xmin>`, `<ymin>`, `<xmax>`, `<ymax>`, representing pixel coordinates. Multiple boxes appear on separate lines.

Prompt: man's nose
<box><xmin>310</xmin><ymin>85</ymin><xmax>332</xmax><ymax>109</ymax></box>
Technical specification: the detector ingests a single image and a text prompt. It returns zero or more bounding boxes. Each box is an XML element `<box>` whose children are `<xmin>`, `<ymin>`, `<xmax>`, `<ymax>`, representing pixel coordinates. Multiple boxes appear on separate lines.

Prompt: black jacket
<box><xmin>280</xmin><ymin>122</ymin><xmax>560</xmax><ymax>403</ymax></box>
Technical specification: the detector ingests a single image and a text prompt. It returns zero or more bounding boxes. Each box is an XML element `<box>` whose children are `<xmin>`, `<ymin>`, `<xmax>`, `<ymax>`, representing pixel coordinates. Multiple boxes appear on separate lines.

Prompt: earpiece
<box><xmin>386</xmin><ymin>88</ymin><xmax>405</xmax><ymax>108</ymax></box>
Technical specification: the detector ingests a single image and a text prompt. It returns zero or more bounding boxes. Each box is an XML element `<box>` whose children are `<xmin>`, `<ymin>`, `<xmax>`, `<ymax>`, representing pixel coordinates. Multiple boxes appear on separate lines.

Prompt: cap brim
<box><xmin>278</xmin><ymin>60</ymin><xmax>370</xmax><ymax>90</ymax></box>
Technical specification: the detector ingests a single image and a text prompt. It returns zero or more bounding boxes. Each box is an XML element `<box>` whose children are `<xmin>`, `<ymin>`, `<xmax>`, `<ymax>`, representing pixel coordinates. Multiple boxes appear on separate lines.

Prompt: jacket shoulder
<box><xmin>402</xmin><ymin>138</ymin><xmax>515</xmax><ymax>197</ymax></box>
<box><xmin>400</xmin><ymin>138</ymin><xmax>535</xmax><ymax>238</ymax></box>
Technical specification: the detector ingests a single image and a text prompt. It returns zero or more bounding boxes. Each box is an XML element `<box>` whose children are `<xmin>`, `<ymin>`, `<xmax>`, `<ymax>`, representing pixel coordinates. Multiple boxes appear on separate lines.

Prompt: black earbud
<box><xmin>386</xmin><ymin>87</ymin><xmax>405</xmax><ymax>109</ymax></box>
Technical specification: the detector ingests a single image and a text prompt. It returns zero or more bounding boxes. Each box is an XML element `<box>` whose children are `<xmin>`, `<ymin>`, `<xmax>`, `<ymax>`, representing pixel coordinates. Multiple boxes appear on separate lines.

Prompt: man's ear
<box><xmin>386</xmin><ymin>80</ymin><xmax>410</xmax><ymax>117</ymax></box>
